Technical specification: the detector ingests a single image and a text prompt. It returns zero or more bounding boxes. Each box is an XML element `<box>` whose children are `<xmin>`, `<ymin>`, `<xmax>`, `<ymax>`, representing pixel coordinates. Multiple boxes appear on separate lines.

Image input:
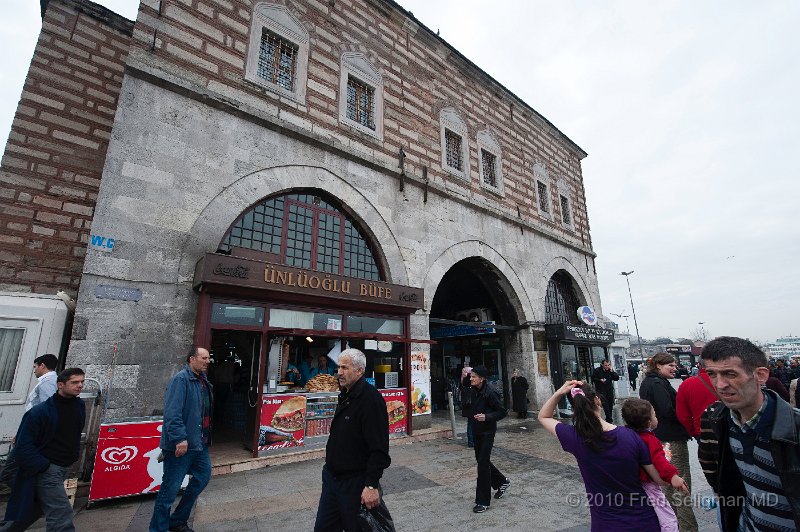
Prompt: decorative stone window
<box><xmin>245</xmin><ymin>3</ymin><xmax>309</xmax><ymax>104</ymax></box>
<box><xmin>560</xmin><ymin>194</ymin><xmax>572</xmax><ymax>226</ymax></box>
<box><xmin>339</xmin><ymin>53</ymin><xmax>383</xmax><ymax>140</ymax></box>
<box><xmin>537</xmin><ymin>181</ymin><xmax>550</xmax><ymax>213</ymax></box>
<box><xmin>533</xmin><ymin>162</ymin><xmax>552</xmax><ymax>219</ymax></box>
<box><xmin>477</xmin><ymin>129</ymin><xmax>503</xmax><ymax>195</ymax></box>
<box><xmin>439</xmin><ymin>107</ymin><xmax>469</xmax><ymax>180</ymax></box>
<box><xmin>557</xmin><ymin>179</ymin><xmax>573</xmax><ymax>230</ymax></box>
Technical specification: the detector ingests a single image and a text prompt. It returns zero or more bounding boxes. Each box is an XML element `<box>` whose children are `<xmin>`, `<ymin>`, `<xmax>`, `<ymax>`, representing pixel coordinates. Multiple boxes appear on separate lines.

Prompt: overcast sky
<box><xmin>2</xmin><ymin>1</ymin><xmax>798</xmax><ymax>343</ymax></box>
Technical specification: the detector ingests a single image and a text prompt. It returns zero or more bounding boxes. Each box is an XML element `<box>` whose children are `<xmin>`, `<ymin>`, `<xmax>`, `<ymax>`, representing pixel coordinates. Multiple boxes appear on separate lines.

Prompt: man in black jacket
<box><xmin>314</xmin><ymin>349</ymin><xmax>391</xmax><ymax>532</ymax></box>
<box><xmin>698</xmin><ymin>336</ymin><xmax>800</xmax><ymax>531</ymax></box>
<box><xmin>591</xmin><ymin>360</ymin><xmax>619</xmax><ymax>422</ymax></box>
<box><xmin>467</xmin><ymin>366</ymin><xmax>509</xmax><ymax>514</ymax></box>
<box><xmin>1</xmin><ymin>368</ymin><xmax>85</xmax><ymax>532</ymax></box>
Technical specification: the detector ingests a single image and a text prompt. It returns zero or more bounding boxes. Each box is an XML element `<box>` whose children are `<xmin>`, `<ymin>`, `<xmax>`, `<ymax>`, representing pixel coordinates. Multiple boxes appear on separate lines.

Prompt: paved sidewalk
<box><xmin>3</xmin><ymin>413</ymin><xmax>719</xmax><ymax>531</ymax></box>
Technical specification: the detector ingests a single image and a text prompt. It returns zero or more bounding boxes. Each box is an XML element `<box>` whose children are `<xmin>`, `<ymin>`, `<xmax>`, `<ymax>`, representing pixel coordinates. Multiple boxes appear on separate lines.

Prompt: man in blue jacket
<box><xmin>149</xmin><ymin>347</ymin><xmax>213</xmax><ymax>532</ymax></box>
<box><xmin>1</xmin><ymin>368</ymin><xmax>86</xmax><ymax>532</ymax></box>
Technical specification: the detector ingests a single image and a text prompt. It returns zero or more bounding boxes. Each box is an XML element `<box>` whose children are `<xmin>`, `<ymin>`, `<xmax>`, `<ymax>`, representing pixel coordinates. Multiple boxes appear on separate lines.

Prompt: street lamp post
<box><xmin>620</xmin><ymin>271</ymin><xmax>644</xmax><ymax>359</ymax></box>
<box><xmin>610</xmin><ymin>312</ymin><xmax>631</xmax><ymax>333</ymax></box>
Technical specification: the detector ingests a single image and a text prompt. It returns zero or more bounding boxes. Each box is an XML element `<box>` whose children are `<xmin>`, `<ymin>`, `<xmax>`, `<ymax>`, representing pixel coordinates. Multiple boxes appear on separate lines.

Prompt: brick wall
<box><xmin>127</xmin><ymin>0</ymin><xmax>594</xmax><ymax>252</ymax></box>
<box><xmin>0</xmin><ymin>0</ymin><xmax>132</xmax><ymax>296</ymax></box>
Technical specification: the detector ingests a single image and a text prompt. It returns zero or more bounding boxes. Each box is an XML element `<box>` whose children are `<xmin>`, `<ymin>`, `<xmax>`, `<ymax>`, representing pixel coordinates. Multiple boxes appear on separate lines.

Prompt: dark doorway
<box><xmin>208</xmin><ymin>330</ymin><xmax>262</xmax><ymax>446</ymax></box>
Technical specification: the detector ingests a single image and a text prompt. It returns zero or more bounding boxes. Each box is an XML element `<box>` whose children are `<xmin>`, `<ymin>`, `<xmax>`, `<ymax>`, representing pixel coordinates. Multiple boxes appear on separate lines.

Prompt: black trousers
<box><xmin>600</xmin><ymin>392</ymin><xmax>614</xmax><ymax>423</ymax></box>
<box><xmin>473</xmin><ymin>432</ymin><xmax>507</xmax><ymax>506</ymax></box>
<box><xmin>314</xmin><ymin>466</ymin><xmax>364</xmax><ymax>532</ymax></box>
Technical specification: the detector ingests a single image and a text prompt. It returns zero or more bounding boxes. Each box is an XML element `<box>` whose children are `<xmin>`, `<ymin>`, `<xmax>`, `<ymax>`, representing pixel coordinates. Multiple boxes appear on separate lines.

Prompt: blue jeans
<box><xmin>313</xmin><ymin>466</ymin><xmax>364</xmax><ymax>532</ymax></box>
<box><xmin>149</xmin><ymin>448</ymin><xmax>211</xmax><ymax>532</ymax></box>
<box><xmin>0</xmin><ymin>463</ymin><xmax>74</xmax><ymax>532</ymax></box>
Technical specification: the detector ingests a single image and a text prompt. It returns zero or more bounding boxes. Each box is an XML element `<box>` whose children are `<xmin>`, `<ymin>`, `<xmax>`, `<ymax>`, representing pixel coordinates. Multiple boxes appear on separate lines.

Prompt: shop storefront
<box><xmin>546</xmin><ymin>323</ymin><xmax>615</xmax><ymax>409</ymax></box>
<box><xmin>192</xmin><ymin>251</ymin><xmax>425</xmax><ymax>457</ymax></box>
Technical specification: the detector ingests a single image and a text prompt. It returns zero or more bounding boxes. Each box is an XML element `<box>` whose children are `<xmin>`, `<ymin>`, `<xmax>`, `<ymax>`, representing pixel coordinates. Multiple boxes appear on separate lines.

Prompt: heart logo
<box><xmin>101</xmin><ymin>446</ymin><xmax>138</xmax><ymax>465</ymax></box>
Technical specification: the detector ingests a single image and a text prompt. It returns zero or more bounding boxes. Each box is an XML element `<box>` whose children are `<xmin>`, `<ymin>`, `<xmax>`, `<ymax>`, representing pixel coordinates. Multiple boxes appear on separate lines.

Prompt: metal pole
<box><xmin>621</xmin><ymin>272</ymin><xmax>644</xmax><ymax>359</ymax></box>
<box><xmin>447</xmin><ymin>391</ymin><xmax>458</xmax><ymax>440</ymax></box>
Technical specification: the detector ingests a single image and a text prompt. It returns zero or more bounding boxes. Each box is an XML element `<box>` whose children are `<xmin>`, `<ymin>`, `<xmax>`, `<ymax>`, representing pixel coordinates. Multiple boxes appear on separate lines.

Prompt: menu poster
<box><xmin>380</xmin><ymin>388</ymin><xmax>408</xmax><ymax>434</ymax></box>
<box><xmin>410</xmin><ymin>351</ymin><xmax>431</xmax><ymax>416</ymax></box>
<box><xmin>259</xmin><ymin>395</ymin><xmax>306</xmax><ymax>451</ymax></box>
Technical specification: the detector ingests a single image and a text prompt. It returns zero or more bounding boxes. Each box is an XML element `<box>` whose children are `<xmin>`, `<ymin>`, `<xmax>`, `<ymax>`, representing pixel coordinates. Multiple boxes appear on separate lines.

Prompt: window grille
<box><xmin>220</xmin><ymin>192</ymin><xmax>382</xmax><ymax>281</ymax></box>
<box><xmin>481</xmin><ymin>149</ymin><xmax>497</xmax><ymax>187</ymax></box>
<box><xmin>560</xmin><ymin>195</ymin><xmax>571</xmax><ymax>225</ymax></box>
<box><xmin>257</xmin><ymin>29</ymin><xmax>298</xmax><ymax>91</ymax></box>
<box><xmin>537</xmin><ymin>181</ymin><xmax>549</xmax><ymax>212</ymax></box>
<box><xmin>445</xmin><ymin>129</ymin><xmax>463</xmax><ymax>171</ymax></box>
<box><xmin>545</xmin><ymin>271</ymin><xmax>581</xmax><ymax>324</ymax></box>
<box><xmin>346</xmin><ymin>76</ymin><xmax>375</xmax><ymax>129</ymax></box>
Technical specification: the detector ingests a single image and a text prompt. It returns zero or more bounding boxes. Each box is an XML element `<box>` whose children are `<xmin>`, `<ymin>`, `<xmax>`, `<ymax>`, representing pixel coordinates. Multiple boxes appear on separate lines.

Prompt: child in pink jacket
<box><xmin>622</xmin><ymin>398</ymin><xmax>689</xmax><ymax>532</ymax></box>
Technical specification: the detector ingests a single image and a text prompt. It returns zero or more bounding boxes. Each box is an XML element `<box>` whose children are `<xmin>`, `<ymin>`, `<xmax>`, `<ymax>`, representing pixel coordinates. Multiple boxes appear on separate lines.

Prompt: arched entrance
<box><xmin>428</xmin><ymin>257</ymin><xmax>522</xmax><ymax>409</ymax></box>
<box><xmin>191</xmin><ymin>188</ymin><xmax>424</xmax><ymax>457</ymax></box>
<box><xmin>544</xmin><ymin>269</ymin><xmax>614</xmax><ymax>400</ymax></box>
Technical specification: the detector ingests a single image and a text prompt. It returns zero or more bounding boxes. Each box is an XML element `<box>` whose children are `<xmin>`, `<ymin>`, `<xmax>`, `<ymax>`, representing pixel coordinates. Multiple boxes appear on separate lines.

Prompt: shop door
<box><xmin>208</xmin><ymin>330</ymin><xmax>262</xmax><ymax>446</ymax></box>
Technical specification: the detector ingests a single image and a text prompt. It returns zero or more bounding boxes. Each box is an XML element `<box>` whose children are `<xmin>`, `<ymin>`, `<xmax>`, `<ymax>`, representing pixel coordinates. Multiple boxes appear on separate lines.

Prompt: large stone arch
<box><xmin>423</xmin><ymin>240</ymin><xmax>533</xmax><ymax>324</ymax></box>
<box><xmin>175</xmin><ymin>164</ymin><xmax>408</xmax><ymax>285</ymax></box>
<box><xmin>539</xmin><ymin>255</ymin><xmax>597</xmax><ymax>314</ymax></box>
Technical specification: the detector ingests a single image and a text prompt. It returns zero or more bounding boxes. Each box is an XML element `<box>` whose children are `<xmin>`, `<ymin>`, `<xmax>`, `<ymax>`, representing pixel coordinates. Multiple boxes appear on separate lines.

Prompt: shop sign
<box><xmin>89</xmin><ymin>421</ymin><xmax>188</xmax><ymax>502</ymax></box>
<box><xmin>258</xmin><ymin>395</ymin><xmax>306</xmax><ymax>451</ymax></box>
<box><xmin>326</xmin><ymin>318</ymin><xmax>342</xmax><ymax>331</ymax></box>
<box><xmin>95</xmin><ymin>285</ymin><xmax>142</xmax><ymax>302</ymax></box>
<box><xmin>89</xmin><ymin>234</ymin><xmax>115</xmax><ymax>252</ymax></box>
<box><xmin>410</xmin><ymin>351</ymin><xmax>431</xmax><ymax>416</ymax></box>
<box><xmin>380</xmin><ymin>388</ymin><xmax>408</xmax><ymax>434</ymax></box>
<box><xmin>429</xmin><ymin>322</ymin><xmax>496</xmax><ymax>339</ymax></box>
<box><xmin>195</xmin><ymin>254</ymin><xmax>424</xmax><ymax>310</ymax></box>
<box><xmin>546</xmin><ymin>323</ymin><xmax>615</xmax><ymax>344</ymax></box>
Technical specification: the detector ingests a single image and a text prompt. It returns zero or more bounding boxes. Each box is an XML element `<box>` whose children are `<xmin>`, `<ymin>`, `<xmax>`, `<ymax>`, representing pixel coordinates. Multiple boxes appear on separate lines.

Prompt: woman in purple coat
<box><xmin>538</xmin><ymin>380</ymin><xmax>662</xmax><ymax>531</ymax></box>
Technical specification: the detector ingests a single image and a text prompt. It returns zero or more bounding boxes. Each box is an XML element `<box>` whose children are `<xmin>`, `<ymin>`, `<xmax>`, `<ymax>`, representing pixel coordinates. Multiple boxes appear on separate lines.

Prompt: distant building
<box><xmin>764</xmin><ymin>336</ymin><xmax>800</xmax><ymax>359</ymax></box>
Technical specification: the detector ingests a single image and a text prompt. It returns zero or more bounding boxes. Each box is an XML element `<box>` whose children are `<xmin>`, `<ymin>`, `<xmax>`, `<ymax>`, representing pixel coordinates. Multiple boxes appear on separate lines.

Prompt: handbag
<box><xmin>357</xmin><ymin>501</ymin><xmax>395</xmax><ymax>532</ymax></box>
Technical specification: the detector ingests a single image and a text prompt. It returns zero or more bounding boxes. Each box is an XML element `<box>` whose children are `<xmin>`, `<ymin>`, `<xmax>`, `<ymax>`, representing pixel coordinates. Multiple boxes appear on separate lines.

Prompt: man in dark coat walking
<box><xmin>510</xmin><ymin>369</ymin><xmax>529</xmax><ymax>418</ymax></box>
<box><xmin>1</xmin><ymin>368</ymin><xmax>86</xmax><ymax>532</ymax></box>
<box><xmin>467</xmin><ymin>366</ymin><xmax>509</xmax><ymax>513</ymax></box>
<box><xmin>590</xmin><ymin>360</ymin><xmax>619</xmax><ymax>422</ymax></box>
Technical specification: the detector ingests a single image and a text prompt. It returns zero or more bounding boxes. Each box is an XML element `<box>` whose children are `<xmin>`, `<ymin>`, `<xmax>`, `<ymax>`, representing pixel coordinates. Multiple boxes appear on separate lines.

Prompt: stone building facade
<box><xmin>2</xmin><ymin>0</ymin><xmax>608</xmax><ymax>437</ymax></box>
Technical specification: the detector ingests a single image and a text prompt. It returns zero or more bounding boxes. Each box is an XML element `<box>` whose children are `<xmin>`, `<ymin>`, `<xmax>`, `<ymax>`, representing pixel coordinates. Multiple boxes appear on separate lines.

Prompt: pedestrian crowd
<box><xmin>2</xmin><ymin>337</ymin><xmax>799</xmax><ymax>531</ymax></box>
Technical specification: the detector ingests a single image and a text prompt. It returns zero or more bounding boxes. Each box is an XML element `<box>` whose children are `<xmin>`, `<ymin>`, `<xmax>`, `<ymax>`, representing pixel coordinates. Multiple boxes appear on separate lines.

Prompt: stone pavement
<box><xmin>4</xmin><ymin>412</ymin><xmax>720</xmax><ymax>531</ymax></box>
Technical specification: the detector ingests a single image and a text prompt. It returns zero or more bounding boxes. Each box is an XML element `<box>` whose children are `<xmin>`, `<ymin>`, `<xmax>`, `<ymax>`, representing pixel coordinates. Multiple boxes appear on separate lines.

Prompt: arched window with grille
<box><xmin>544</xmin><ymin>270</ymin><xmax>582</xmax><ymax>324</ymax></box>
<box><xmin>219</xmin><ymin>191</ymin><xmax>383</xmax><ymax>281</ymax></box>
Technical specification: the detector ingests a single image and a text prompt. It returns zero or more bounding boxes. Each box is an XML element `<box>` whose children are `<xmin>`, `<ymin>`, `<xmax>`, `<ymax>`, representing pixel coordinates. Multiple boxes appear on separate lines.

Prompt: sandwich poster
<box><xmin>258</xmin><ymin>395</ymin><xmax>306</xmax><ymax>451</ymax></box>
<box><xmin>380</xmin><ymin>388</ymin><xmax>408</xmax><ymax>434</ymax></box>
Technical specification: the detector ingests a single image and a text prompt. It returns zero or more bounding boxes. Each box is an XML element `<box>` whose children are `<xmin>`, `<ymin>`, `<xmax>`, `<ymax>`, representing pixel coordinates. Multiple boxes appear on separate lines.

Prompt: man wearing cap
<box><xmin>465</xmin><ymin>365</ymin><xmax>509</xmax><ymax>513</ymax></box>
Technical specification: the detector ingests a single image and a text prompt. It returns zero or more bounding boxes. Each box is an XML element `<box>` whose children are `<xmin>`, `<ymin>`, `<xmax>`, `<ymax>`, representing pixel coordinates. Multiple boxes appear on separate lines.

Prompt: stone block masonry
<box><xmin>0</xmin><ymin>0</ymin><xmax>133</xmax><ymax>296</ymax></box>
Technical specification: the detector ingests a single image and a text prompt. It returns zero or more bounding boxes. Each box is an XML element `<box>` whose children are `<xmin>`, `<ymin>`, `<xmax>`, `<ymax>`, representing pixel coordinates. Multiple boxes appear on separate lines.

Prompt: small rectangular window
<box><xmin>346</xmin><ymin>76</ymin><xmax>375</xmax><ymax>130</ymax></box>
<box><xmin>481</xmin><ymin>149</ymin><xmax>497</xmax><ymax>187</ymax></box>
<box><xmin>257</xmin><ymin>30</ymin><xmax>298</xmax><ymax>91</ymax></box>
<box><xmin>0</xmin><ymin>328</ymin><xmax>26</xmax><ymax>391</ymax></box>
<box><xmin>537</xmin><ymin>181</ymin><xmax>549</xmax><ymax>212</ymax></box>
<box><xmin>560</xmin><ymin>195</ymin><xmax>571</xmax><ymax>225</ymax></box>
<box><xmin>445</xmin><ymin>129</ymin><xmax>463</xmax><ymax>171</ymax></box>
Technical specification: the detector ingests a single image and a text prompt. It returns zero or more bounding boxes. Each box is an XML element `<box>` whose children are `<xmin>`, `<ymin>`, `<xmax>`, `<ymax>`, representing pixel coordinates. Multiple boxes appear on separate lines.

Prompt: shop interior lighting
<box><xmin>306</xmin><ymin>336</ymin><xmax>314</xmax><ymax>343</ymax></box>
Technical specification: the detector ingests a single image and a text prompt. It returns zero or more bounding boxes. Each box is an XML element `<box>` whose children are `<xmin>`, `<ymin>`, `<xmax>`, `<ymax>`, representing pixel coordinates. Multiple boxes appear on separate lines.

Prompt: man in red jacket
<box><xmin>676</xmin><ymin>363</ymin><xmax>718</xmax><ymax>437</ymax></box>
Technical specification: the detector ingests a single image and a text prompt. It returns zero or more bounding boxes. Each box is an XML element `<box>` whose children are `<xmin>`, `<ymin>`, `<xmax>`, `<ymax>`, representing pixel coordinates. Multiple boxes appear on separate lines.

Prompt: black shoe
<box><xmin>168</xmin><ymin>525</ymin><xmax>194</xmax><ymax>532</ymax></box>
<box><xmin>494</xmin><ymin>480</ymin><xmax>511</xmax><ymax>499</ymax></box>
<box><xmin>472</xmin><ymin>504</ymin><xmax>488</xmax><ymax>513</ymax></box>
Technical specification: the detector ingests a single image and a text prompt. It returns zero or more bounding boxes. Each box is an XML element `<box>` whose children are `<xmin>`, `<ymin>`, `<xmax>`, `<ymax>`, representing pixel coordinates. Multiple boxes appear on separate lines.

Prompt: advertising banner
<box><xmin>258</xmin><ymin>394</ymin><xmax>306</xmax><ymax>451</ymax></box>
<box><xmin>89</xmin><ymin>420</ymin><xmax>188</xmax><ymax>502</ymax></box>
<box><xmin>379</xmin><ymin>388</ymin><xmax>408</xmax><ymax>434</ymax></box>
<box><xmin>410</xmin><ymin>351</ymin><xmax>431</xmax><ymax>416</ymax></box>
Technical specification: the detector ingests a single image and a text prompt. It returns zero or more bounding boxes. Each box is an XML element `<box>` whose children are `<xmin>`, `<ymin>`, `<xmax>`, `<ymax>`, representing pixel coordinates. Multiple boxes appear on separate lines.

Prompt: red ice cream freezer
<box><xmin>88</xmin><ymin>417</ymin><xmax>187</xmax><ymax>503</ymax></box>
